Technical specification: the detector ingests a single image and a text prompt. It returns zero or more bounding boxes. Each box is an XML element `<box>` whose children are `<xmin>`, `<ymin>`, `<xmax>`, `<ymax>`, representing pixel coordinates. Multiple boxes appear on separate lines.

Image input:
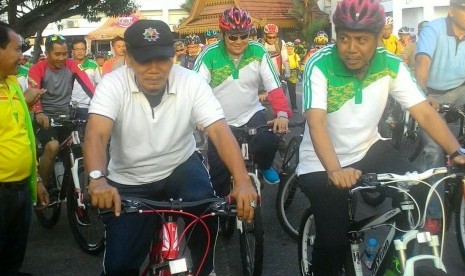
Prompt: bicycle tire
<box><xmin>298</xmin><ymin>208</ymin><xmax>316</xmax><ymax>276</ymax></box>
<box><xmin>281</xmin><ymin>136</ymin><xmax>301</xmax><ymax>175</ymax></box>
<box><xmin>35</xmin><ymin>170</ymin><xmax>61</xmax><ymax>228</ymax></box>
<box><xmin>456</xmin><ymin>184</ymin><xmax>465</xmax><ymax>265</ymax></box>
<box><xmin>218</xmin><ymin>179</ymin><xmax>236</xmax><ymax>239</ymax></box>
<box><xmin>66</xmin><ymin>164</ymin><xmax>105</xmax><ymax>255</ymax></box>
<box><xmin>393</xmin><ymin>112</ymin><xmax>423</xmax><ymax>162</ymax></box>
<box><xmin>276</xmin><ymin>173</ymin><xmax>309</xmax><ymax>240</ymax></box>
<box><xmin>239</xmin><ymin>205</ymin><xmax>264</xmax><ymax>276</ymax></box>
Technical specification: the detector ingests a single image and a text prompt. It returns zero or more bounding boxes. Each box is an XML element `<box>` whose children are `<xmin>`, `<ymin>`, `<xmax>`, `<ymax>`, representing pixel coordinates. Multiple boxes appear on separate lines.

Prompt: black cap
<box><xmin>124</xmin><ymin>20</ymin><xmax>175</xmax><ymax>63</ymax></box>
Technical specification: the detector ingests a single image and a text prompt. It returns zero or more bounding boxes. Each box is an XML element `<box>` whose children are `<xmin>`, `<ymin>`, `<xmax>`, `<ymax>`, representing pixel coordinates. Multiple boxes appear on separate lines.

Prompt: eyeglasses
<box><xmin>266</xmin><ymin>36</ymin><xmax>277</xmax><ymax>40</ymax></box>
<box><xmin>46</xmin><ymin>34</ymin><xmax>66</xmax><ymax>43</ymax></box>
<box><xmin>228</xmin><ymin>33</ymin><xmax>249</xmax><ymax>41</ymax></box>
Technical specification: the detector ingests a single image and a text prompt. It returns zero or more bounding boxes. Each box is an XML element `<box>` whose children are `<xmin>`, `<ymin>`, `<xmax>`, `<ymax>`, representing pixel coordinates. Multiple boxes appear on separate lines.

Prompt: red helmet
<box><xmin>332</xmin><ymin>0</ymin><xmax>385</xmax><ymax>33</ymax></box>
<box><xmin>263</xmin><ymin>23</ymin><xmax>279</xmax><ymax>34</ymax></box>
<box><xmin>219</xmin><ymin>8</ymin><xmax>253</xmax><ymax>32</ymax></box>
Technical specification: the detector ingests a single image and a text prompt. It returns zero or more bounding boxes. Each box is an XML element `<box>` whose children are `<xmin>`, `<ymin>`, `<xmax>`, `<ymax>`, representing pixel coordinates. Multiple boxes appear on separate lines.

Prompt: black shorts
<box><xmin>34</xmin><ymin>121</ymin><xmax>73</xmax><ymax>147</ymax></box>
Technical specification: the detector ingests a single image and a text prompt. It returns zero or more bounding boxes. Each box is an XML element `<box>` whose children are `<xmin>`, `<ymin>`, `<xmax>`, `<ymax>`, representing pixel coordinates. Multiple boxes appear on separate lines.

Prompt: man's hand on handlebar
<box><xmin>35</xmin><ymin>113</ymin><xmax>50</xmax><ymax>129</ymax></box>
<box><xmin>328</xmin><ymin>167</ymin><xmax>362</xmax><ymax>189</ymax></box>
<box><xmin>229</xmin><ymin>180</ymin><xmax>257</xmax><ymax>223</ymax></box>
<box><xmin>88</xmin><ymin>178</ymin><xmax>122</xmax><ymax>216</ymax></box>
<box><xmin>268</xmin><ymin>117</ymin><xmax>289</xmax><ymax>133</ymax></box>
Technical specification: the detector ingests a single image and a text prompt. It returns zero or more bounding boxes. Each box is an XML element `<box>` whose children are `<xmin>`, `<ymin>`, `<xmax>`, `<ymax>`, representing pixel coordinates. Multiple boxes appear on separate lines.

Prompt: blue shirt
<box><xmin>416</xmin><ymin>17</ymin><xmax>465</xmax><ymax>91</ymax></box>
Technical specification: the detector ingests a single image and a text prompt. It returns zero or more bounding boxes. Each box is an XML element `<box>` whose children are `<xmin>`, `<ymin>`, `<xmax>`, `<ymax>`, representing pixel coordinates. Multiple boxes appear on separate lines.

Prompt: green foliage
<box><xmin>304</xmin><ymin>18</ymin><xmax>328</xmax><ymax>43</ymax></box>
<box><xmin>0</xmin><ymin>0</ymin><xmax>139</xmax><ymax>37</ymax></box>
<box><xmin>180</xmin><ymin>0</ymin><xmax>194</xmax><ymax>12</ymax></box>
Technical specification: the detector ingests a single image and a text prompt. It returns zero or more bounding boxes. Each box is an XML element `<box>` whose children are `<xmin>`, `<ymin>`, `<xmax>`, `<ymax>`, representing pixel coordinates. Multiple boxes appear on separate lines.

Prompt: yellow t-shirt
<box><xmin>382</xmin><ymin>34</ymin><xmax>403</xmax><ymax>56</ymax></box>
<box><xmin>0</xmin><ymin>76</ymin><xmax>33</xmax><ymax>181</ymax></box>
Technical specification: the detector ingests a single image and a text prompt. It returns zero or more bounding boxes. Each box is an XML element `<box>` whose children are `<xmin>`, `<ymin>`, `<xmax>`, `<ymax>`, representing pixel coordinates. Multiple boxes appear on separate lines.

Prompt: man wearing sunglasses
<box><xmin>260</xmin><ymin>23</ymin><xmax>291</xmax><ymax>83</ymax></box>
<box><xmin>194</xmin><ymin>7</ymin><xmax>291</xmax><ymax>194</ymax></box>
<box><xmin>28</xmin><ymin>34</ymin><xmax>95</xmax><ymax>191</ymax></box>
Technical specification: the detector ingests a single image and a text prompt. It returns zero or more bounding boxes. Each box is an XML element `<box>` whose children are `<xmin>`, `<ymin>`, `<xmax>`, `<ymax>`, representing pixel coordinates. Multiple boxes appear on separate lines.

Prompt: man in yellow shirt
<box><xmin>0</xmin><ymin>21</ymin><xmax>49</xmax><ymax>275</ymax></box>
<box><xmin>382</xmin><ymin>16</ymin><xmax>403</xmax><ymax>55</ymax></box>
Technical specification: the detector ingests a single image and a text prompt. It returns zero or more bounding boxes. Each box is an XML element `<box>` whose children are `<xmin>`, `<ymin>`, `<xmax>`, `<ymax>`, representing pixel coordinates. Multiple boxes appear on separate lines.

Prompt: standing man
<box><xmin>0</xmin><ymin>21</ymin><xmax>49</xmax><ymax>275</ymax></box>
<box><xmin>71</xmin><ymin>38</ymin><xmax>101</xmax><ymax>119</ymax></box>
<box><xmin>261</xmin><ymin>23</ymin><xmax>290</xmax><ymax>81</ymax></box>
<box><xmin>179</xmin><ymin>34</ymin><xmax>202</xmax><ymax>70</ymax></box>
<box><xmin>102</xmin><ymin>36</ymin><xmax>126</xmax><ymax>75</ymax></box>
<box><xmin>414</xmin><ymin>0</ymin><xmax>465</xmax><ymax>233</ymax></box>
<box><xmin>194</xmin><ymin>8</ymin><xmax>291</xmax><ymax>190</ymax></box>
<box><xmin>84</xmin><ymin>19</ymin><xmax>257</xmax><ymax>275</ymax></box>
<box><xmin>382</xmin><ymin>16</ymin><xmax>403</xmax><ymax>55</ymax></box>
<box><xmin>28</xmin><ymin>34</ymin><xmax>95</xmax><ymax>192</ymax></box>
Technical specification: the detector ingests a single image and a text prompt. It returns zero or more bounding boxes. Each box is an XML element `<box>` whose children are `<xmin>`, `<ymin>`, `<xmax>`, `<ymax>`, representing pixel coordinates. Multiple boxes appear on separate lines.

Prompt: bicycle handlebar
<box><xmin>113</xmin><ymin>196</ymin><xmax>237</xmax><ymax>216</ymax></box>
<box><xmin>50</xmin><ymin>117</ymin><xmax>87</xmax><ymax>127</ymax></box>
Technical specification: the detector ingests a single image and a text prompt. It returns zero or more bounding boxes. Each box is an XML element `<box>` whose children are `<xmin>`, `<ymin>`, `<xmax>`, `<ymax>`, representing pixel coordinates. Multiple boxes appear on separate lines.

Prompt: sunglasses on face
<box><xmin>228</xmin><ymin>33</ymin><xmax>249</xmax><ymax>41</ymax></box>
<box><xmin>46</xmin><ymin>34</ymin><xmax>66</xmax><ymax>43</ymax></box>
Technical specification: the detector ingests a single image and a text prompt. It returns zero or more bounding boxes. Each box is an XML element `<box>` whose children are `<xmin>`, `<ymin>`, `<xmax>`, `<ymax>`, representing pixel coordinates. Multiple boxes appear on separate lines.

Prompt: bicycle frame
<box><xmin>116</xmin><ymin>197</ymin><xmax>235</xmax><ymax>276</ymax></box>
<box><xmin>347</xmin><ymin>168</ymin><xmax>456</xmax><ymax>276</ymax></box>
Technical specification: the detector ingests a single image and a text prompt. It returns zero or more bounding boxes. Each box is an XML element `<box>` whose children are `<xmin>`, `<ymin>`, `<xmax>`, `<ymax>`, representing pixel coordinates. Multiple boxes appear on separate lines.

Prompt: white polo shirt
<box><xmin>89</xmin><ymin>64</ymin><xmax>225</xmax><ymax>185</ymax></box>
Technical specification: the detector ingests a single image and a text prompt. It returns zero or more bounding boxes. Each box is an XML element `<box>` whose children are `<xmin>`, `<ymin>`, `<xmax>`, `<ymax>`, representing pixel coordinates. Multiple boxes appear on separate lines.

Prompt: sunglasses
<box><xmin>46</xmin><ymin>34</ymin><xmax>66</xmax><ymax>43</ymax></box>
<box><xmin>228</xmin><ymin>33</ymin><xmax>249</xmax><ymax>41</ymax></box>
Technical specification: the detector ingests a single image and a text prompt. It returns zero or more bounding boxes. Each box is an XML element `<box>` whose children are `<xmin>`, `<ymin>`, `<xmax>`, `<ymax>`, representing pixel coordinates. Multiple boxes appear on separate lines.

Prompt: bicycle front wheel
<box><xmin>276</xmin><ymin>173</ymin><xmax>309</xmax><ymax>240</ymax></box>
<box><xmin>239</xmin><ymin>206</ymin><xmax>264</xmax><ymax>276</ymax></box>
<box><xmin>298</xmin><ymin>208</ymin><xmax>316</xmax><ymax>276</ymax></box>
<box><xmin>35</xmin><ymin>171</ymin><xmax>61</xmax><ymax>228</ymax></box>
<box><xmin>66</xmin><ymin>164</ymin><xmax>105</xmax><ymax>255</ymax></box>
<box><xmin>456</xmin><ymin>187</ymin><xmax>465</xmax><ymax>264</ymax></box>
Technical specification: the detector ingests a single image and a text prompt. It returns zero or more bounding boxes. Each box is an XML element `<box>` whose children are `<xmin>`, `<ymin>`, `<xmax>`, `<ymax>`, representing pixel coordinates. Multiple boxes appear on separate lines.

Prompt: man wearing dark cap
<box><xmin>84</xmin><ymin>19</ymin><xmax>257</xmax><ymax>275</ymax></box>
<box><xmin>414</xmin><ymin>0</ymin><xmax>465</xmax><ymax>234</ymax></box>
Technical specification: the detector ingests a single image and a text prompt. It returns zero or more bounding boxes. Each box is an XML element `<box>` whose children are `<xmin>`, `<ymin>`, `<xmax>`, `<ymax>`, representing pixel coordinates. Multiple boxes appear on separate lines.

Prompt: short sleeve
<box><xmin>302</xmin><ymin>66</ymin><xmax>328</xmax><ymax>111</ymax></box>
<box><xmin>389</xmin><ymin>63</ymin><xmax>426</xmax><ymax>109</ymax></box>
<box><xmin>191</xmin><ymin>77</ymin><xmax>224</xmax><ymax>127</ymax></box>
<box><xmin>416</xmin><ymin>24</ymin><xmax>437</xmax><ymax>59</ymax></box>
<box><xmin>88</xmin><ymin>73</ymin><xmax>123</xmax><ymax>120</ymax></box>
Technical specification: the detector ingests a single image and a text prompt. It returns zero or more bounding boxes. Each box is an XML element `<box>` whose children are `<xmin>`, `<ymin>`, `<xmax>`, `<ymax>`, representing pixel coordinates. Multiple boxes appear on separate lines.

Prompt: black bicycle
<box><xmin>218</xmin><ymin>124</ymin><xmax>266</xmax><ymax>276</ymax></box>
<box><xmin>35</xmin><ymin>116</ymin><xmax>104</xmax><ymax>254</ymax></box>
<box><xmin>275</xmin><ymin>120</ymin><xmax>307</xmax><ymax>240</ymax></box>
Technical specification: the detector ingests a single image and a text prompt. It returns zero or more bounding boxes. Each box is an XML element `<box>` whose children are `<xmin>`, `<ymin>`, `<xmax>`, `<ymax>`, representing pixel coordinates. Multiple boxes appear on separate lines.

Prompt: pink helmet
<box><xmin>332</xmin><ymin>0</ymin><xmax>385</xmax><ymax>33</ymax></box>
<box><xmin>263</xmin><ymin>23</ymin><xmax>279</xmax><ymax>34</ymax></box>
<box><xmin>219</xmin><ymin>8</ymin><xmax>253</xmax><ymax>32</ymax></box>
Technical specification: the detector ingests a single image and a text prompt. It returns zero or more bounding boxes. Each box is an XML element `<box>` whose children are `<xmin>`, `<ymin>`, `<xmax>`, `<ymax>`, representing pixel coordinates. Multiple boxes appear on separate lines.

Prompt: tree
<box><xmin>288</xmin><ymin>0</ymin><xmax>329</xmax><ymax>43</ymax></box>
<box><xmin>1</xmin><ymin>0</ymin><xmax>139</xmax><ymax>38</ymax></box>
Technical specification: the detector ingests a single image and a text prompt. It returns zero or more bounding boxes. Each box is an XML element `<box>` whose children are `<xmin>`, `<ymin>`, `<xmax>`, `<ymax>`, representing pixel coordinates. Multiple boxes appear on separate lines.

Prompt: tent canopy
<box><xmin>87</xmin><ymin>12</ymin><xmax>145</xmax><ymax>41</ymax></box>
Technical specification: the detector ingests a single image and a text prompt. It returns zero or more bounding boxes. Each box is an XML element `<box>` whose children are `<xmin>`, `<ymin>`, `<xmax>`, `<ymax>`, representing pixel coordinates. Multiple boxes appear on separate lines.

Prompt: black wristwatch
<box><xmin>449</xmin><ymin>148</ymin><xmax>465</xmax><ymax>159</ymax></box>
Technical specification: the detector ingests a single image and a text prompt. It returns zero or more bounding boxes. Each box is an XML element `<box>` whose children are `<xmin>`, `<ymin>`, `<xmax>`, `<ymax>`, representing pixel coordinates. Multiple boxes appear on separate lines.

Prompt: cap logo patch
<box><xmin>143</xmin><ymin>27</ymin><xmax>160</xmax><ymax>42</ymax></box>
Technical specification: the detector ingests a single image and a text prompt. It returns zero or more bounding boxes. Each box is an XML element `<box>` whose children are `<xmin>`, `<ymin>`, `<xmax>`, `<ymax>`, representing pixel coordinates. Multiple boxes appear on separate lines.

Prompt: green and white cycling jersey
<box><xmin>193</xmin><ymin>40</ymin><xmax>282</xmax><ymax>126</ymax></box>
<box><xmin>72</xmin><ymin>58</ymin><xmax>101</xmax><ymax>108</ymax></box>
<box><xmin>297</xmin><ymin>45</ymin><xmax>426</xmax><ymax>175</ymax></box>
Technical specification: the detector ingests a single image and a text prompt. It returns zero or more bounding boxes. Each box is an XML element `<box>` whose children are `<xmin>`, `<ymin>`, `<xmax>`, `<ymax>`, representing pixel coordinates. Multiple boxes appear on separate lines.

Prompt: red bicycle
<box><xmin>112</xmin><ymin>196</ymin><xmax>237</xmax><ymax>276</ymax></box>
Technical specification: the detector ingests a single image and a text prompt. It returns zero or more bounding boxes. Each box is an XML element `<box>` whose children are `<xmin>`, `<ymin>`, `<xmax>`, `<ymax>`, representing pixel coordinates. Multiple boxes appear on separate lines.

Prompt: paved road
<box><xmin>22</xmin><ymin>88</ymin><xmax>465</xmax><ymax>275</ymax></box>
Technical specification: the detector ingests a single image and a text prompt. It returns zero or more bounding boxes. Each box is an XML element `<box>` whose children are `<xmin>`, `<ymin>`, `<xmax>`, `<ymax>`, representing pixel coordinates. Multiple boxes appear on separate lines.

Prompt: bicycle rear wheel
<box><xmin>392</xmin><ymin>112</ymin><xmax>423</xmax><ymax>162</ymax></box>
<box><xmin>239</xmin><ymin>205</ymin><xmax>264</xmax><ymax>276</ymax></box>
<box><xmin>66</xmin><ymin>163</ymin><xmax>105</xmax><ymax>255</ymax></box>
<box><xmin>35</xmin><ymin>170</ymin><xmax>61</xmax><ymax>228</ymax></box>
<box><xmin>276</xmin><ymin>173</ymin><xmax>309</xmax><ymax>240</ymax></box>
<box><xmin>298</xmin><ymin>208</ymin><xmax>316</xmax><ymax>276</ymax></box>
<box><xmin>456</xmin><ymin>185</ymin><xmax>465</xmax><ymax>264</ymax></box>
